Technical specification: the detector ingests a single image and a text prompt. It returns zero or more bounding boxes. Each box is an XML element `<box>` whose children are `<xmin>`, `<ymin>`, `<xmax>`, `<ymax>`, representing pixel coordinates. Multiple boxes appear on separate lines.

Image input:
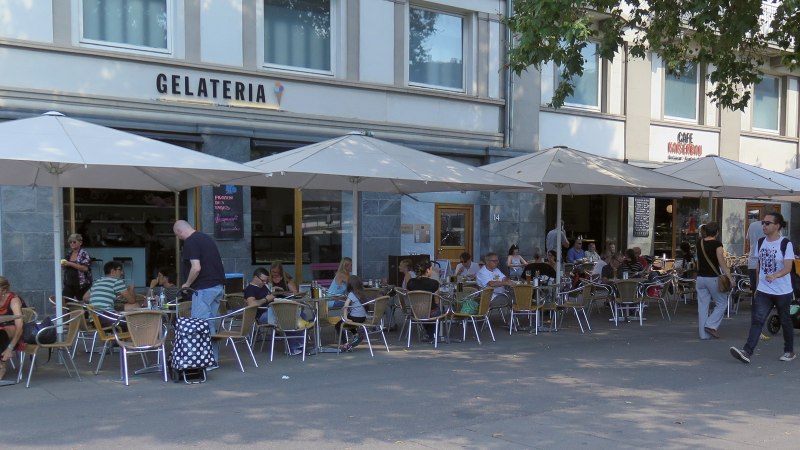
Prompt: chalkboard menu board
<box><xmin>213</xmin><ymin>185</ymin><xmax>244</xmax><ymax>240</ymax></box>
<box><xmin>633</xmin><ymin>197</ymin><xmax>650</xmax><ymax>238</ymax></box>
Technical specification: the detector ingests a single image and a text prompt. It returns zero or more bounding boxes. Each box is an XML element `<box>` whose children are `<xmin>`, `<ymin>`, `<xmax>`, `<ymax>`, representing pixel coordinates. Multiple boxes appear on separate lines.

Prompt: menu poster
<box><xmin>213</xmin><ymin>185</ymin><xmax>244</xmax><ymax>240</ymax></box>
<box><xmin>633</xmin><ymin>197</ymin><xmax>650</xmax><ymax>238</ymax></box>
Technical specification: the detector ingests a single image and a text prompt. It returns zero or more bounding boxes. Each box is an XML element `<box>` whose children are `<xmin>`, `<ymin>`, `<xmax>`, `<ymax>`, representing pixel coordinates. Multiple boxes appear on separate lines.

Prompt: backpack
<box><xmin>758</xmin><ymin>237</ymin><xmax>800</xmax><ymax>295</ymax></box>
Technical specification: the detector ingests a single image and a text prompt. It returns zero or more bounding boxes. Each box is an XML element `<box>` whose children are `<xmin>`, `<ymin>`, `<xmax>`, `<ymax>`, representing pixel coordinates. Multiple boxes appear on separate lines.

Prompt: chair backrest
<box><xmin>477</xmin><ymin>288</ymin><xmax>494</xmax><ymax>315</ymax></box>
<box><xmin>271</xmin><ymin>300</ymin><xmax>304</xmax><ymax>331</ymax></box>
<box><xmin>21</xmin><ymin>307</ymin><xmax>38</xmax><ymax>323</ymax></box>
<box><xmin>238</xmin><ymin>305</ymin><xmax>259</xmax><ymax>337</ymax></box>
<box><xmin>363</xmin><ymin>288</ymin><xmax>383</xmax><ymax>301</ymax></box>
<box><xmin>124</xmin><ymin>311</ymin><xmax>164</xmax><ymax>347</ymax></box>
<box><xmin>86</xmin><ymin>305</ymin><xmax>122</xmax><ymax>341</ymax></box>
<box><xmin>511</xmin><ymin>284</ymin><xmax>534</xmax><ymax>311</ymax></box>
<box><xmin>395</xmin><ymin>289</ymin><xmax>411</xmax><ymax>315</ymax></box>
<box><xmin>615</xmin><ymin>280</ymin><xmax>640</xmax><ymax>301</ymax></box>
<box><xmin>54</xmin><ymin>310</ymin><xmax>83</xmax><ymax>345</ymax></box>
<box><xmin>177</xmin><ymin>301</ymin><xmax>192</xmax><ymax>318</ymax></box>
<box><xmin>577</xmin><ymin>284</ymin><xmax>593</xmax><ymax>306</ymax></box>
<box><xmin>225</xmin><ymin>294</ymin><xmax>246</xmax><ymax>310</ymax></box>
<box><xmin>406</xmin><ymin>291</ymin><xmax>434</xmax><ymax>319</ymax></box>
<box><xmin>366</xmin><ymin>296</ymin><xmax>390</xmax><ymax>326</ymax></box>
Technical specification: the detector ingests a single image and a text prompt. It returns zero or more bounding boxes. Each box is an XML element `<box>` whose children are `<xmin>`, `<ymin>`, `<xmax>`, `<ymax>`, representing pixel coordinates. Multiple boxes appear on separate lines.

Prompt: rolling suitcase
<box><xmin>169</xmin><ymin>317</ymin><xmax>216</xmax><ymax>384</ymax></box>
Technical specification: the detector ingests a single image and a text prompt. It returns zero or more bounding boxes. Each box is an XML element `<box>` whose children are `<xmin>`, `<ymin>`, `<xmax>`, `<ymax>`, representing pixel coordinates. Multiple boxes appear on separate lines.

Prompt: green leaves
<box><xmin>505</xmin><ymin>0</ymin><xmax>796</xmax><ymax>111</ymax></box>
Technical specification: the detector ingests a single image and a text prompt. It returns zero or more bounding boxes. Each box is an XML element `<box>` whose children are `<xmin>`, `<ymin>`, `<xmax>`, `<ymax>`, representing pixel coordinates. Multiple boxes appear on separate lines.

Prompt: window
<box><xmin>664</xmin><ymin>63</ymin><xmax>698</xmax><ymax>121</ymax></box>
<box><xmin>264</xmin><ymin>0</ymin><xmax>331</xmax><ymax>72</ymax></box>
<box><xmin>563</xmin><ymin>43</ymin><xmax>600</xmax><ymax>108</ymax></box>
<box><xmin>81</xmin><ymin>0</ymin><xmax>169</xmax><ymax>51</ymax></box>
<box><xmin>753</xmin><ymin>75</ymin><xmax>780</xmax><ymax>132</ymax></box>
<box><xmin>409</xmin><ymin>7</ymin><xmax>464</xmax><ymax>91</ymax></box>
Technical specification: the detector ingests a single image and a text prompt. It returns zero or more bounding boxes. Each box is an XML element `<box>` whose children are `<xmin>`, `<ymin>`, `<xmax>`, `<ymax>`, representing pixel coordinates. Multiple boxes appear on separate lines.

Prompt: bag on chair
<box><xmin>22</xmin><ymin>316</ymin><xmax>57</xmax><ymax>345</ymax></box>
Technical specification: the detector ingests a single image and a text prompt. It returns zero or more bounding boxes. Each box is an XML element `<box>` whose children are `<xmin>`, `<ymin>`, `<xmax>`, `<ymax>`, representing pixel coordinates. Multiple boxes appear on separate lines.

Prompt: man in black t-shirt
<box><xmin>174</xmin><ymin>220</ymin><xmax>225</xmax><ymax>366</ymax></box>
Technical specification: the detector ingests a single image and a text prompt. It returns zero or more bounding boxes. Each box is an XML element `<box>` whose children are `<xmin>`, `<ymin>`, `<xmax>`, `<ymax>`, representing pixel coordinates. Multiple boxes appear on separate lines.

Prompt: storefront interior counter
<box><xmin>84</xmin><ymin>247</ymin><xmax>146</xmax><ymax>287</ymax></box>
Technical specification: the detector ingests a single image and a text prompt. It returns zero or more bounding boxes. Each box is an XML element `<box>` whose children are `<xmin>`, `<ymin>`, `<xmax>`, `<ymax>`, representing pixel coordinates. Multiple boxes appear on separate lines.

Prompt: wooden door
<box><xmin>434</xmin><ymin>204</ymin><xmax>473</xmax><ymax>265</ymax></box>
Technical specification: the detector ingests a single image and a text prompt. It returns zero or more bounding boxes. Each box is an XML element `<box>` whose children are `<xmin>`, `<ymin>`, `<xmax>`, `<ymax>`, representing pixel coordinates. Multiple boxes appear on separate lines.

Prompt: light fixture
<box><xmin>666</xmin><ymin>204</ymin><xmax>673</xmax><ymax>214</ymax></box>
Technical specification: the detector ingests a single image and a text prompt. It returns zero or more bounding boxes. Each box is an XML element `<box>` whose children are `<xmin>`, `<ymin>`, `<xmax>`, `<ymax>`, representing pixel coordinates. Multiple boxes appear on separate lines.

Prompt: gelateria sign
<box><xmin>649</xmin><ymin>125</ymin><xmax>717</xmax><ymax>162</ymax></box>
<box><xmin>155</xmin><ymin>73</ymin><xmax>285</xmax><ymax>108</ymax></box>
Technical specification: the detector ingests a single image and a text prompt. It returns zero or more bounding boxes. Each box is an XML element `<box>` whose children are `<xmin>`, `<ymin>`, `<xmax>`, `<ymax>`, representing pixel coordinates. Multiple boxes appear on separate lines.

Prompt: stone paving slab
<box><xmin>1</xmin><ymin>304</ymin><xmax>799</xmax><ymax>449</ymax></box>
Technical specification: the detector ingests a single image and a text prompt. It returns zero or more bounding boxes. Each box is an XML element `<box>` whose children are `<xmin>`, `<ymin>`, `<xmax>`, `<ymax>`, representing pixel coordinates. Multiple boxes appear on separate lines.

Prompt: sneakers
<box><xmin>779</xmin><ymin>352</ymin><xmax>796</xmax><ymax>362</ymax></box>
<box><xmin>730</xmin><ymin>347</ymin><xmax>751</xmax><ymax>364</ymax></box>
<box><xmin>288</xmin><ymin>348</ymin><xmax>304</xmax><ymax>356</ymax></box>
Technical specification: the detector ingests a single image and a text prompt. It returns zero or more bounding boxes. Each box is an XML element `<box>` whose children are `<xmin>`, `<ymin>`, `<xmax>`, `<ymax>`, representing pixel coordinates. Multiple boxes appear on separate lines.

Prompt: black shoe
<box><xmin>704</xmin><ymin>327</ymin><xmax>720</xmax><ymax>339</ymax></box>
<box><xmin>730</xmin><ymin>347</ymin><xmax>750</xmax><ymax>364</ymax></box>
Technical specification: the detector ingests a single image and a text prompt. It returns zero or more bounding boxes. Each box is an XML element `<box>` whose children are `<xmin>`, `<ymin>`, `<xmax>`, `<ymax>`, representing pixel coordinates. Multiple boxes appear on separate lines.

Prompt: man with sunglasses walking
<box><xmin>731</xmin><ymin>212</ymin><xmax>796</xmax><ymax>363</ymax></box>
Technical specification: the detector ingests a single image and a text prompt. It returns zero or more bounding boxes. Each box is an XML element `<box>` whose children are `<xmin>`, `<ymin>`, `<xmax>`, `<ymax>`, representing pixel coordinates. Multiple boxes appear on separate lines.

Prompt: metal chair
<box><xmin>17</xmin><ymin>310</ymin><xmax>83</xmax><ymax>388</ymax></box>
<box><xmin>449</xmin><ymin>288</ymin><xmax>495</xmax><ymax>344</ymax></box>
<box><xmin>509</xmin><ymin>284</ymin><xmax>537</xmax><ymax>334</ymax></box>
<box><xmin>208</xmin><ymin>305</ymin><xmax>259</xmax><ymax>372</ymax></box>
<box><xmin>115</xmin><ymin>310</ymin><xmax>168</xmax><ymax>385</ymax></box>
<box><xmin>85</xmin><ymin>306</ymin><xmax>129</xmax><ymax>373</ymax></box>
<box><xmin>269</xmin><ymin>300</ymin><xmax>316</xmax><ymax>361</ymax></box>
<box><xmin>405</xmin><ymin>290</ymin><xmax>448</xmax><ymax>348</ymax></box>
<box><xmin>613</xmin><ymin>280</ymin><xmax>644</xmax><ymax>326</ymax></box>
<box><xmin>557</xmin><ymin>283</ymin><xmax>593</xmax><ymax>332</ymax></box>
<box><xmin>337</xmin><ymin>296</ymin><xmax>391</xmax><ymax>356</ymax></box>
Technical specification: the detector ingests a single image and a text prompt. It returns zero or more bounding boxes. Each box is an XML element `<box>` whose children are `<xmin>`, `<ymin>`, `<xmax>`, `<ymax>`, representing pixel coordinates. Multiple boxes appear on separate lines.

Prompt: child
<box><xmin>337</xmin><ymin>276</ymin><xmax>368</xmax><ymax>351</ymax></box>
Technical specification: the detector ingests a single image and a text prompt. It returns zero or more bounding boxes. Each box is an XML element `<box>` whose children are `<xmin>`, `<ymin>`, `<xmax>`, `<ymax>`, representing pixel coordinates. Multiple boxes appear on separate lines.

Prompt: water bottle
<box><xmin>159</xmin><ymin>287</ymin><xmax>166</xmax><ymax>308</ymax></box>
<box><xmin>146</xmin><ymin>296</ymin><xmax>153</xmax><ymax>310</ymax></box>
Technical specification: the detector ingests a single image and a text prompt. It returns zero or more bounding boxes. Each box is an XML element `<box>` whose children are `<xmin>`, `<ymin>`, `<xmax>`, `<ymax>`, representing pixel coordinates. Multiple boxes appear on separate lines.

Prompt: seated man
<box><xmin>84</xmin><ymin>261</ymin><xmax>136</xmax><ymax>327</ymax></box>
<box><xmin>633</xmin><ymin>247</ymin><xmax>650</xmax><ymax>271</ymax></box>
<box><xmin>148</xmin><ymin>266</ymin><xmax>181</xmax><ymax>303</ymax></box>
<box><xmin>245</xmin><ymin>268</ymin><xmax>303</xmax><ymax>356</ymax></box>
<box><xmin>454</xmin><ymin>251</ymin><xmax>481</xmax><ymax>279</ymax></box>
<box><xmin>601</xmin><ymin>254</ymin><xmax>624</xmax><ymax>284</ymax></box>
<box><xmin>476</xmin><ymin>252</ymin><xmax>515</xmax><ymax>306</ymax></box>
<box><xmin>623</xmin><ymin>248</ymin><xmax>645</xmax><ymax>275</ymax></box>
<box><xmin>566</xmin><ymin>238</ymin><xmax>586</xmax><ymax>263</ymax></box>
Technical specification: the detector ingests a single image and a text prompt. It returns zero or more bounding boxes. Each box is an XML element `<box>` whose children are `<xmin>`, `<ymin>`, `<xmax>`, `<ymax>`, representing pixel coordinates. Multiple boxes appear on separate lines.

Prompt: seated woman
<box><xmin>336</xmin><ymin>276</ymin><xmax>369</xmax><ymax>351</ymax></box>
<box><xmin>148</xmin><ymin>266</ymin><xmax>181</xmax><ymax>303</ymax></box>
<box><xmin>269</xmin><ymin>261</ymin><xmax>298</xmax><ymax>295</ymax></box>
<box><xmin>622</xmin><ymin>248</ymin><xmax>644</xmax><ymax>275</ymax></box>
<box><xmin>327</xmin><ymin>257</ymin><xmax>351</xmax><ymax>308</ymax></box>
<box><xmin>546</xmin><ymin>250</ymin><xmax>559</xmax><ymax>271</ymax></box>
<box><xmin>507</xmin><ymin>245</ymin><xmax>528</xmax><ymax>280</ymax></box>
<box><xmin>0</xmin><ymin>276</ymin><xmax>25</xmax><ymax>381</ymax></box>
<box><xmin>406</xmin><ymin>260</ymin><xmax>441</xmax><ymax>342</ymax></box>
<box><xmin>398</xmin><ymin>258</ymin><xmax>415</xmax><ymax>289</ymax></box>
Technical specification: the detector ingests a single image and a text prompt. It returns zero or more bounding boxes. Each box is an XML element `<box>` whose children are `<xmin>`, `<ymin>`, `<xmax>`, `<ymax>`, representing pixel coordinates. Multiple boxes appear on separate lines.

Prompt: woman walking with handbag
<box><xmin>696</xmin><ymin>222</ymin><xmax>732</xmax><ymax>340</ymax></box>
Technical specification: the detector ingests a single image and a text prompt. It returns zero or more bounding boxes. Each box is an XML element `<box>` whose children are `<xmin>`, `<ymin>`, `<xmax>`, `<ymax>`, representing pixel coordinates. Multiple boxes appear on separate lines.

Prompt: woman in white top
<box><xmin>507</xmin><ymin>245</ymin><xmax>527</xmax><ymax>280</ymax></box>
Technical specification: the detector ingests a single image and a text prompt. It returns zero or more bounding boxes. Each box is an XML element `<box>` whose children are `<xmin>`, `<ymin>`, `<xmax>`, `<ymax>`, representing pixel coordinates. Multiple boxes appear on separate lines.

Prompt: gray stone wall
<box><xmin>479</xmin><ymin>191</ymin><xmax>546</xmax><ymax>273</ymax></box>
<box><xmin>1</xmin><ymin>186</ymin><xmax>56</xmax><ymax>312</ymax></box>
<box><xmin>359</xmin><ymin>192</ymin><xmax>401</xmax><ymax>281</ymax></box>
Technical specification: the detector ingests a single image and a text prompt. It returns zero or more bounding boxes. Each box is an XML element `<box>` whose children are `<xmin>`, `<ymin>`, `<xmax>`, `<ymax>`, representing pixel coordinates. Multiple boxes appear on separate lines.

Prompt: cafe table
<box><xmin>530</xmin><ymin>284</ymin><xmax>560</xmax><ymax>333</ymax></box>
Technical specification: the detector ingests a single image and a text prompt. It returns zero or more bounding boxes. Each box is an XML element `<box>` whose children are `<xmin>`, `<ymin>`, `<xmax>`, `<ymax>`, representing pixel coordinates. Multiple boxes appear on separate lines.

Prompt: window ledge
<box><xmin>741</xmin><ymin>130</ymin><xmax>798</xmax><ymax>143</ymax></box>
<box><xmin>650</xmin><ymin>120</ymin><xmax>720</xmax><ymax>133</ymax></box>
<box><xmin>540</xmin><ymin>106</ymin><xmax>625</xmax><ymax>122</ymax></box>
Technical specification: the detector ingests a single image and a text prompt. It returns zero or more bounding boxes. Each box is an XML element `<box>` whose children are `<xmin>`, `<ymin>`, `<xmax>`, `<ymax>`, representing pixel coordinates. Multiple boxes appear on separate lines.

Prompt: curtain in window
<box><xmin>664</xmin><ymin>64</ymin><xmax>698</xmax><ymax>120</ymax></box>
<box><xmin>753</xmin><ymin>76</ymin><xmax>779</xmax><ymax>131</ymax></box>
<box><xmin>83</xmin><ymin>0</ymin><xmax>168</xmax><ymax>49</ymax></box>
<box><xmin>264</xmin><ymin>0</ymin><xmax>331</xmax><ymax>71</ymax></box>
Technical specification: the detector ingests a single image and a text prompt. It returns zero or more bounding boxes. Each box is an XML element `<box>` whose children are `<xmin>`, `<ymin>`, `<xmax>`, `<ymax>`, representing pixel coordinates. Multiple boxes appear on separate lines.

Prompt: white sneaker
<box><xmin>779</xmin><ymin>352</ymin><xmax>796</xmax><ymax>362</ymax></box>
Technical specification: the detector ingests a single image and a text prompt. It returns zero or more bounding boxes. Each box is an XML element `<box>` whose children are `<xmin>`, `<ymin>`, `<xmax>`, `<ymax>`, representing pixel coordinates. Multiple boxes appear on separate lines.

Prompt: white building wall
<box><xmin>650</xmin><ymin>53</ymin><xmax>663</xmax><ymax>120</ymax></box>
<box><xmin>608</xmin><ymin>54</ymin><xmax>624</xmax><ymax>115</ymax></box>
<box><xmin>787</xmin><ymin>77</ymin><xmax>798</xmax><ymax>138</ymax></box>
<box><xmin>539</xmin><ymin>112</ymin><xmax>625</xmax><ymax>159</ymax></box>
<box><xmin>0</xmin><ymin>0</ymin><xmax>53</xmax><ymax>42</ymax></box>
<box><xmin>359</xmin><ymin>0</ymin><xmax>394</xmax><ymax>84</ymax></box>
<box><xmin>200</xmin><ymin>0</ymin><xmax>243</xmax><ymax>67</ymax></box>
<box><xmin>487</xmin><ymin>19</ymin><xmax>501</xmax><ymax>99</ymax></box>
<box><xmin>739</xmin><ymin>136</ymin><xmax>797</xmax><ymax>172</ymax></box>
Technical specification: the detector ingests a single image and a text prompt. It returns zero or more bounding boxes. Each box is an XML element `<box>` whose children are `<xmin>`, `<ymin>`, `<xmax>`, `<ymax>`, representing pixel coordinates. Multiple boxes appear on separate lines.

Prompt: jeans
<box><xmin>191</xmin><ymin>284</ymin><xmax>223</xmax><ymax>362</ymax></box>
<box><xmin>748</xmin><ymin>269</ymin><xmax>758</xmax><ymax>296</ymax></box>
<box><xmin>696</xmin><ymin>276</ymin><xmax>728</xmax><ymax>339</ymax></box>
<box><xmin>744</xmin><ymin>291</ymin><xmax>794</xmax><ymax>355</ymax></box>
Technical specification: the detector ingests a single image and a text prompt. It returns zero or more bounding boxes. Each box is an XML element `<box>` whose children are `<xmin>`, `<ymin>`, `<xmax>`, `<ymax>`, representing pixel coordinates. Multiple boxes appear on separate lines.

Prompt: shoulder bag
<box><xmin>700</xmin><ymin>240</ymin><xmax>731</xmax><ymax>292</ymax></box>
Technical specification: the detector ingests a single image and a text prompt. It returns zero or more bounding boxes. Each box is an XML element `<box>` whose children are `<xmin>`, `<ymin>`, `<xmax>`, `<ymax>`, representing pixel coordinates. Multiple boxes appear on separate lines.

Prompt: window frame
<box><xmin>260</xmin><ymin>0</ymin><xmax>338</xmax><ymax>77</ymax></box>
<box><xmin>561</xmin><ymin>42</ymin><xmax>602</xmax><ymax>110</ymax></box>
<box><xmin>77</xmin><ymin>0</ymin><xmax>174</xmax><ymax>55</ymax></box>
<box><xmin>663</xmin><ymin>62</ymin><xmax>700</xmax><ymax>123</ymax></box>
<box><xmin>407</xmin><ymin>5</ymin><xmax>467</xmax><ymax>93</ymax></box>
<box><xmin>751</xmin><ymin>74</ymin><xmax>781</xmax><ymax>134</ymax></box>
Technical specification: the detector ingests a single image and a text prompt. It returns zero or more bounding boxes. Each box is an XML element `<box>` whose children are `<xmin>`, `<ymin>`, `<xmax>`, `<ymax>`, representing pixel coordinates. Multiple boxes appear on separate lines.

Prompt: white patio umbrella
<box><xmin>230</xmin><ymin>132</ymin><xmax>532</xmax><ymax>273</ymax></box>
<box><xmin>654</xmin><ymin>154</ymin><xmax>800</xmax><ymax>199</ymax></box>
<box><xmin>0</xmin><ymin>111</ymin><xmax>264</xmax><ymax>316</ymax></box>
<box><xmin>480</xmin><ymin>146</ymin><xmax>713</xmax><ymax>284</ymax></box>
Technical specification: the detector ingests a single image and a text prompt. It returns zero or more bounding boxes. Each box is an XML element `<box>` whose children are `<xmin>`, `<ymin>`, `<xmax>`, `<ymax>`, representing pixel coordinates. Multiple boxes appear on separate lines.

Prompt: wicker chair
<box><xmin>221</xmin><ymin>294</ymin><xmax>246</xmax><ymax>330</ymax></box>
<box><xmin>674</xmin><ymin>277</ymin><xmax>698</xmax><ymax>314</ymax></box>
<box><xmin>556</xmin><ymin>284</ymin><xmax>593</xmax><ymax>333</ymax></box>
<box><xmin>337</xmin><ymin>296</ymin><xmax>391</xmax><ymax>356</ymax></box>
<box><xmin>269</xmin><ymin>300</ymin><xmax>316</xmax><ymax>362</ymax></box>
<box><xmin>641</xmin><ymin>278</ymin><xmax>672</xmax><ymax>321</ymax></box>
<box><xmin>405</xmin><ymin>290</ymin><xmax>448</xmax><ymax>348</ymax></box>
<box><xmin>509</xmin><ymin>284</ymin><xmax>536</xmax><ymax>334</ymax></box>
<box><xmin>613</xmin><ymin>280</ymin><xmax>644</xmax><ymax>326</ymax></box>
<box><xmin>17</xmin><ymin>310</ymin><xmax>83</xmax><ymax>388</ymax></box>
<box><xmin>65</xmin><ymin>301</ymin><xmax>96</xmax><ymax>358</ymax></box>
<box><xmin>115</xmin><ymin>310</ymin><xmax>168</xmax><ymax>385</ymax></box>
<box><xmin>209</xmin><ymin>305</ymin><xmax>259</xmax><ymax>372</ymax></box>
<box><xmin>450</xmin><ymin>287</ymin><xmax>495</xmax><ymax>344</ymax></box>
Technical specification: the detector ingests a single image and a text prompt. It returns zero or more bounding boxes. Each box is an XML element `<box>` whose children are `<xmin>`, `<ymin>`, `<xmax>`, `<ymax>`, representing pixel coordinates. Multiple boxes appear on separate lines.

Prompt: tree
<box><xmin>505</xmin><ymin>0</ymin><xmax>800</xmax><ymax>111</ymax></box>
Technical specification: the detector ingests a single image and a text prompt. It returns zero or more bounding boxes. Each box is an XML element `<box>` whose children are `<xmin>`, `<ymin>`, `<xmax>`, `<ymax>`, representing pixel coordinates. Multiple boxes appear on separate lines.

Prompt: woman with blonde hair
<box><xmin>327</xmin><ymin>257</ymin><xmax>352</xmax><ymax>295</ymax></box>
<box><xmin>0</xmin><ymin>276</ymin><xmax>25</xmax><ymax>380</ymax></box>
<box><xmin>62</xmin><ymin>233</ymin><xmax>92</xmax><ymax>299</ymax></box>
<box><xmin>269</xmin><ymin>260</ymin><xmax>298</xmax><ymax>294</ymax></box>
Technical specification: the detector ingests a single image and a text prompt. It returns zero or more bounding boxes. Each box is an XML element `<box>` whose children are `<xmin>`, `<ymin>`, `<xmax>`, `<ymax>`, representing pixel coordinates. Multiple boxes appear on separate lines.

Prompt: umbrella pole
<box><xmin>555</xmin><ymin>193</ymin><xmax>563</xmax><ymax>287</ymax></box>
<box><xmin>352</xmin><ymin>186</ymin><xmax>358</xmax><ymax>276</ymax></box>
<box><xmin>52</xmin><ymin>183</ymin><xmax>64</xmax><ymax>334</ymax></box>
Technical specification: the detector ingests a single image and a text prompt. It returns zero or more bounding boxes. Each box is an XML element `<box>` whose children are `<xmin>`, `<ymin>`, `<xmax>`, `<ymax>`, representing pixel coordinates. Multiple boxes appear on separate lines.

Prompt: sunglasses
<box><xmin>762</xmin><ymin>221</ymin><xmax>776</xmax><ymax>226</ymax></box>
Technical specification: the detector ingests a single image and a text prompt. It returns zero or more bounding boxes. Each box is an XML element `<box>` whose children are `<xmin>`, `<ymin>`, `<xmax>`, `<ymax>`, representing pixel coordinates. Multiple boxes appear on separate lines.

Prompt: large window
<box><xmin>264</xmin><ymin>0</ymin><xmax>331</xmax><ymax>72</ymax></box>
<box><xmin>409</xmin><ymin>7</ymin><xmax>464</xmax><ymax>91</ymax></box>
<box><xmin>563</xmin><ymin>43</ymin><xmax>600</xmax><ymax>108</ymax></box>
<box><xmin>753</xmin><ymin>75</ymin><xmax>780</xmax><ymax>132</ymax></box>
<box><xmin>81</xmin><ymin>0</ymin><xmax>169</xmax><ymax>50</ymax></box>
<box><xmin>664</xmin><ymin>63</ymin><xmax>698</xmax><ymax>121</ymax></box>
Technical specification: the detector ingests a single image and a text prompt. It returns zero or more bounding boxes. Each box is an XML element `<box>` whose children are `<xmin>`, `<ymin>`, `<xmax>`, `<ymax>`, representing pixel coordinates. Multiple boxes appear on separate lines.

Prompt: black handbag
<box><xmin>22</xmin><ymin>316</ymin><xmax>57</xmax><ymax>345</ymax></box>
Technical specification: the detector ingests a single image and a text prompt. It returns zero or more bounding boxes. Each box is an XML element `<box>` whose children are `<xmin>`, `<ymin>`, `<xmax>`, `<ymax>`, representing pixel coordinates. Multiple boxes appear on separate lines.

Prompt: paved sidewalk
<box><xmin>1</xmin><ymin>304</ymin><xmax>798</xmax><ymax>449</ymax></box>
